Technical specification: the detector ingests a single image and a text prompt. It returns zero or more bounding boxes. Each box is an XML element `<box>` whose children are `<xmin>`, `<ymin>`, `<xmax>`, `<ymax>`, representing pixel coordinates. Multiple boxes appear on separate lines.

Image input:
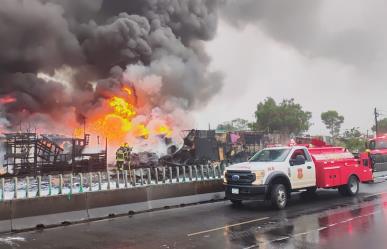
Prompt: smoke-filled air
<box><xmin>0</xmin><ymin>0</ymin><xmax>223</xmax><ymax>156</ymax></box>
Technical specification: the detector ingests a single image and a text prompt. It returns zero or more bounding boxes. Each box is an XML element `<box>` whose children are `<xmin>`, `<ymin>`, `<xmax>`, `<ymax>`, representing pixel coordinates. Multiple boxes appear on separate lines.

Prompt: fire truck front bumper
<box><xmin>224</xmin><ymin>184</ymin><xmax>268</xmax><ymax>201</ymax></box>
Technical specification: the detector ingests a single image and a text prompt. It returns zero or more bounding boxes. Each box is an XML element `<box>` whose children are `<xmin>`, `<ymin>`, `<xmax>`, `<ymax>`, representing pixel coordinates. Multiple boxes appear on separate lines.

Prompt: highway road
<box><xmin>2</xmin><ymin>178</ymin><xmax>387</xmax><ymax>249</ymax></box>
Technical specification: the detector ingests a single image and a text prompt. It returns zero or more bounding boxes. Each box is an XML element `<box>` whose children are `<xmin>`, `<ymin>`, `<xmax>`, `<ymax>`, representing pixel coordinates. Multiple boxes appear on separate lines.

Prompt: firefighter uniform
<box><xmin>116</xmin><ymin>143</ymin><xmax>132</xmax><ymax>171</ymax></box>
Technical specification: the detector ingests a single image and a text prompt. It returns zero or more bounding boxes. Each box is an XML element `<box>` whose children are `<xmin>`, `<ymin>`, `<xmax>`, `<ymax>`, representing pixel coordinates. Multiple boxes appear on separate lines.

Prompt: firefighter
<box><xmin>122</xmin><ymin>143</ymin><xmax>132</xmax><ymax>171</ymax></box>
<box><xmin>116</xmin><ymin>147</ymin><xmax>125</xmax><ymax>171</ymax></box>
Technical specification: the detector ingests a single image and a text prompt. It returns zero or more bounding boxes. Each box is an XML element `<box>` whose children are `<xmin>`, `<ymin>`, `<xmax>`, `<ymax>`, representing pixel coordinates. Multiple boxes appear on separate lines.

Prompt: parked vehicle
<box><xmin>224</xmin><ymin>145</ymin><xmax>373</xmax><ymax>209</ymax></box>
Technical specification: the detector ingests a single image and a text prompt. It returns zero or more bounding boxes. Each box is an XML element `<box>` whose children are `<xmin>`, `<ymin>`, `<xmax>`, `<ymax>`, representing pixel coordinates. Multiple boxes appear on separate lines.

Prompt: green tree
<box><xmin>321</xmin><ymin>110</ymin><xmax>344</xmax><ymax>137</ymax></box>
<box><xmin>216</xmin><ymin>118</ymin><xmax>250</xmax><ymax>132</ymax></box>
<box><xmin>372</xmin><ymin>118</ymin><xmax>387</xmax><ymax>134</ymax></box>
<box><xmin>252</xmin><ymin>97</ymin><xmax>312</xmax><ymax>135</ymax></box>
<box><xmin>341</xmin><ymin>127</ymin><xmax>366</xmax><ymax>152</ymax></box>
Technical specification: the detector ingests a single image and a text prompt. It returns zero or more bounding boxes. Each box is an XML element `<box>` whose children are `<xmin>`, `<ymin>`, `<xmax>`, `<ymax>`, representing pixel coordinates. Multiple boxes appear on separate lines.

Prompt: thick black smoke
<box><xmin>0</xmin><ymin>0</ymin><xmax>222</xmax><ymax>130</ymax></box>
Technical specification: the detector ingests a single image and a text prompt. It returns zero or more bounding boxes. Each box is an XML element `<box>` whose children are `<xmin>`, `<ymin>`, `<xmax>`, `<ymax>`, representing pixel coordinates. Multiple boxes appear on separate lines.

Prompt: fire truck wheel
<box><xmin>339</xmin><ymin>175</ymin><xmax>359</xmax><ymax>196</ymax></box>
<box><xmin>271</xmin><ymin>184</ymin><xmax>288</xmax><ymax>210</ymax></box>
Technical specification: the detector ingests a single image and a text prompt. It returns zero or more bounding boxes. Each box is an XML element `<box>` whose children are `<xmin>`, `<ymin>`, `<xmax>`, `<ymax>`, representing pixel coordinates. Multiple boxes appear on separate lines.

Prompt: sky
<box><xmin>194</xmin><ymin>1</ymin><xmax>387</xmax><ymax>135</ymax></box>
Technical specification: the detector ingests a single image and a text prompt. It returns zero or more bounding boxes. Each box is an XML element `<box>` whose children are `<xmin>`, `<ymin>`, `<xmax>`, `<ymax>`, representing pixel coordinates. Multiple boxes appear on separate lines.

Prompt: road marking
<box><xmin>243</xmin><ymin>210</ymin><xmax>382</xmax><ymax>249</ymax></box>
<box><xmin>364</xmin><ymin>191</ymin><xmax>387</xmax><ymax>198</ymax></box>
<box><xmin>187</xmin><ymin>217</ymin><xmax>270</xmax><ymax>237</ymax></box>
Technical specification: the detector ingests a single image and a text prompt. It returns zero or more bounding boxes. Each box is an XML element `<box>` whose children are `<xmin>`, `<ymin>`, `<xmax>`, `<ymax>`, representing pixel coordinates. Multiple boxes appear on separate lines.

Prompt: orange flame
<box><xmin>154</xmin><ymin>124</ymin><xmax>173</xmax><ymax>137</ymax></box>
<box><xmin>133</xmin><ymin>124</ymin><xmax>150</xmax><ymax>139</ymax></box>
<box><xmin>0</xmin><ymin>96</ymin><xmax>16</xmax><ymax>104</ymax></box>
<box><xmin>72</xmin><ymin>85</ymin><xmax>173</xmax><ymax>146</ymax></box>
<box><xmin>109</xmin><ymin>96</ymin><xmax>136</xmax><ymax>119</ymax></box>
<box><xmin>73</xmin><ymin>128</ymin><xmax>84</xmax><ymax>139</ymax></box>
<box><xmin>123</xmin><ymin>87</ymin><xmax>132</xmax><ymax>96</ymax></box>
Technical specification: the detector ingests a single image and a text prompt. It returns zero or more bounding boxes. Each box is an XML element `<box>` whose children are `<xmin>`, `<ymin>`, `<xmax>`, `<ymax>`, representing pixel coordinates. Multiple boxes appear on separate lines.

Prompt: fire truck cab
<box><xmin>361</xmin><ymin>135</ymin><xmax>387</xmax><ymax>172</ymax></box>
<box><xmin>224</xmin><ymin>145</ymin><xmax>373</xmax><ymax>209</ymax></box>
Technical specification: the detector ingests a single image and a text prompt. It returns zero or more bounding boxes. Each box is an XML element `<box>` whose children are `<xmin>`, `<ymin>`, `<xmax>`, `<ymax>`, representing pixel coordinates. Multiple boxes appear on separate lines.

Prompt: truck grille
<box><xmin>225</xmin><ymin>170</ymin><xmax>256</xmax><ymax>185</ymax></box>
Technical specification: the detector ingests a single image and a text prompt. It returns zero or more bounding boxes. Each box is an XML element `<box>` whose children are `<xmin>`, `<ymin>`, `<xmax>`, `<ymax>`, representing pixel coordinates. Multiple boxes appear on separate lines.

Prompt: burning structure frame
<box><xmin>2</xmin><ymin>132</ymin><xmax>107</xmax><ymax>177</ymax></box>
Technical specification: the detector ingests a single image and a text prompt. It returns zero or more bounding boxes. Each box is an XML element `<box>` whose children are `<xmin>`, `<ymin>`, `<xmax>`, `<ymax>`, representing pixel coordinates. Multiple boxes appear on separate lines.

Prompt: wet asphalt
<box><xmin>2</xmin><ymin>179</ymin><xmax>387</xmax><ymax>249</ymax></box>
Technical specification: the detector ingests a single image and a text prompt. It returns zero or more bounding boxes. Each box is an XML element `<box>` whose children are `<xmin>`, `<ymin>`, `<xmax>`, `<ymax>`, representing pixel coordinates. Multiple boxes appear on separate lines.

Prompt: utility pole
<box><xmin>374</xmin><ymin>107</ymin><xmax>380</xmax><ymax>136</ymax></box>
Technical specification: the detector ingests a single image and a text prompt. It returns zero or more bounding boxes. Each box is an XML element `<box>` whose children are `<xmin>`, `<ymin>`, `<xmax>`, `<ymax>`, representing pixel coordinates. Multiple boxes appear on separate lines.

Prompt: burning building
<box><xmin>0</xmin><ymin>0</ymin><xmax>223</xmax><ymax>163</ymax></box>
<box><xmin>2</xmin><ymin>132</ymin><xmax>107</xmax><ymax>177</ymax></box>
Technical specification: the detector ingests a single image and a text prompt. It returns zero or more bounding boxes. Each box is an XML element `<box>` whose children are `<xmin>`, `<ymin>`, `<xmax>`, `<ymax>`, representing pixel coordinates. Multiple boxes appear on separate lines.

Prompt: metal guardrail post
<box><xmin>13</xmin><ymin>177</ymin><xmax>18</xmax><ymax>199</ymax></box>
<box><xmin>107</xmin><ymin>171</ymin><xmax>111</xmax><ymax>190</ymax></box>
<box><xmin>155</xmin><ymin>168</ymin><xmax>159</xmax><ymax>184</ymax></box>
<box><xmin>26</xmin><ymin>177</ymin><xmax>30</xmax><ymax>198</ymax></box>
<box><xmin>206</xmin><ymin>164</ymin><xmax>210</xmax><ymax>179</ymax></box>
<box><xmin>188</xmin><ymin>166</ymin><xmax>193</xmax><ymax>181</ymax></box>
<box><xmin>182</xmin><ymin>166</ymin><xmax>186</xmax><ymax>182</ymax></box>
<box><xmin>124</xmin><ymin>170</ymin><xmax>128</xmax><ymax>188</ymax></box>
<box><xmin>79</xmin><ymin>173</ymin><xmax>84</xmax><ymax>193</ymax></box>
<box><xmin>131</xmin><ymin>169</ymin><xmax>136</xmax><ymax>187</ymax></box>
<box><xmin>48</xmin><ymin>175</ymin><xmax>52</xmax><ymax>196</ymax></box>
<box><xmin>88</xmin><ymin>173</ymin><xmax>93</xmax><ymax>192</ymax></box>
<box><xmin>162</xmin><ymin>167</ymin><xmax>166</xmax><ymax>184</ymax></box>
<box><xmin>194</xmin><ymin>165</ymin><xmax>198</xmax><ymax>181</ymax></box>
<box><xmin>98</xmin><ymin>172</ymin><xmax>102</xmax><ymax>191</ymax></box>
<box><xmin>69</xmin><ymin>174</ymin><xmax>73</xmax><ymax>195</ymax></box>
<box><xmin>140</xmin><ymin>169</ymin><xmax>144</xmax><ymax>186</ymax></box>
<box><xmin>169</xmin><ymin>167</ymin><xmax>173</xmax><ymax>183</ymax></box>
<box><xmin>147</xmin><ymin>168</ymin><xmax>151</xmax><ymax>185</ymax></box>
<box><xmin>200</xmin><ymin>165</ymin><xmax>204</xmax><ymax>181</ymax></box>
<box><xmin>211</xmin><ymin>165</ymin><xmax>216</xmax><ymax>179</ymax></box>
<box><xmin>37</xmin><ymin>176</ymin><xmax>42</xmax><ymax>197</ymax></box>
<box><xmin>59</xmin><ymin>174</ymin><xmax>63</xmax><ymax>195</ymax></box>
<box><xmin>220</xmin><ymin>162</ymin><xmax>225</xmax><ymax>174</ymax></box>
<box><xmin>116</xmin><ymin>171</ymin><xmax>120</xmax><ymax>189</ymax></box>
<box><xmin>176</xmin><ymin>167</ymin><xmax>180</xmax><ymax>183</ymax></box>
<box><xmin>0</xmin><ymin>178</ymin><xmax>4</xmax><ymax>201</ymax></box>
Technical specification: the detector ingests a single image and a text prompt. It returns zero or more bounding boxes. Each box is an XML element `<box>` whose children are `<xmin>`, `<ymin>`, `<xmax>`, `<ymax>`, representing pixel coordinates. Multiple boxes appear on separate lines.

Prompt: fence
<box><xmin>0</xmin><ymin>163</ymin><xmax>228</xmax><ymax>201</ymax></box>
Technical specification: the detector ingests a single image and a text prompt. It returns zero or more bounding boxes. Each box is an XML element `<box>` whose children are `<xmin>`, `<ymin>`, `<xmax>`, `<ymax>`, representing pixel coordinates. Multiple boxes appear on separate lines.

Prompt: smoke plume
<box><xmin>0</xmin><ymin>0</ymin><xmax>223</xmax><ymax>134</ymax></box>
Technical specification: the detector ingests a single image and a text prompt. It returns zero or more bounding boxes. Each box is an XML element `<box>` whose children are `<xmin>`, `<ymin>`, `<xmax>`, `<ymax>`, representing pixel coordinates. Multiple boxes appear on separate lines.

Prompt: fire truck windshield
<box><xmin>249</xmin><ymin>148</ymin><xmax>291</xmax><ymax>162</ymax></box>
<box><xmin>369</xmin><ymin>139</ymin><xmax>387</xmax><ymax>150</ymax></box>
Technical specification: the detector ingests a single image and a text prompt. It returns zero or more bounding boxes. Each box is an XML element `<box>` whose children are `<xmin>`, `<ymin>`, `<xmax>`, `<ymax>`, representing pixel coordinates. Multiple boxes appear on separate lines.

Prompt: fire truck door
<box><xmin>289</xmin><ymin>149</ymin><xmax>316</xmax><ymax>189</ymax></box>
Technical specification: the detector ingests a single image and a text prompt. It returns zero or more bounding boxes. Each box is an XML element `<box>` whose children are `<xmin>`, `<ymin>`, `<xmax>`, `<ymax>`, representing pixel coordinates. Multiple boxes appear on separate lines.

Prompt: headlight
<box><xmin>223</xmin><ymin>171</ymin><xmax>227</xmax><ymax>183</ymax></box>
<box><xmin>253</xmin><ymin>170</ymin><xmax>266</xmax><ymax>185</ymax></box>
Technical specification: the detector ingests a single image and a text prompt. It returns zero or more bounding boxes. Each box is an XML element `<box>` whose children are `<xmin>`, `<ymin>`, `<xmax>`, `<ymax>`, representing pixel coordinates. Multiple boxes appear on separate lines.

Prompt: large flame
<box><xmin>78</xmin><ymin>85</ymin><xmax>173</xmax><ymax>146</ymax></box>
<box><xmin>0</xmin><ymin>96</ymin><xmax>16</xmax><ymax>104</ymax></box>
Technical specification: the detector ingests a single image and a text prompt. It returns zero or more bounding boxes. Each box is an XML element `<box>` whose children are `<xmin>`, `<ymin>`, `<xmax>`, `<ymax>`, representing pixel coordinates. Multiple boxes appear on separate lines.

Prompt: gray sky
<box><xmin>195</xmin><ymin>1</ymin><xmax>387</xmax><ymax>135</ymax></box>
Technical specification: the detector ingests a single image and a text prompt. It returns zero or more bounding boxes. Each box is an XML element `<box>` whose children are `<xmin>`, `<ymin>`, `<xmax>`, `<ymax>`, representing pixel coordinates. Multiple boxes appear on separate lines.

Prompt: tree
<box><xmin>321</xmin><ymin>110</ymin><xmax>344</xmax><ymax>137</ymax></box>
<box><xmin>341</xmin><ymin>127</ymin><xmax>366</xmax><ymax>152</ymax></box>
<box><xmin>372</xmin><ymin>118</ymin><xmax>387</xmax><ymax>134</ymax></box>
<box><xmin>216</xmin><ymin>118</ymin><xmax>250</xmax><ymax>132</ymax></box>
<box><xmin>252</xmin><ymin>97</ymin><xmax>312</xmax><ymax>135</ymax></box>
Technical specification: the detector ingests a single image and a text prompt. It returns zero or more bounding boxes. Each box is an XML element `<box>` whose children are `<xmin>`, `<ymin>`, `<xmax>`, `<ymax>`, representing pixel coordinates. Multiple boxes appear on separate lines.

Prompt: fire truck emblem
<box><xmin>297</xmin><ymin>168</ymin><xmax>303</xmax><ymax>179</ymax></box>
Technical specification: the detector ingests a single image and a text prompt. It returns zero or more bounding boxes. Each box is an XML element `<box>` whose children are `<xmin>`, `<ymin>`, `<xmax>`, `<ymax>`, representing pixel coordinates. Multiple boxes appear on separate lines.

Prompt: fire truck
<box><xmin>360</xmin><ymin>135</ymin><xmax>387</xmax><ymax>172</ymax></box>
<box><xmin>224</xmin><ymin>144</ymin><xmax>374</xmax><ymax>209</ymax></box>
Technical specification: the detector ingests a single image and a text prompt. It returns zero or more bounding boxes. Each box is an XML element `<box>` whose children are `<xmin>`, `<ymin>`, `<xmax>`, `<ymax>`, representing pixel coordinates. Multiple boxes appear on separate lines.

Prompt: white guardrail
<box><xmin>0</xmin><ymin>163</ymin><xmax>229</xmax><ymax>201</ymax></box>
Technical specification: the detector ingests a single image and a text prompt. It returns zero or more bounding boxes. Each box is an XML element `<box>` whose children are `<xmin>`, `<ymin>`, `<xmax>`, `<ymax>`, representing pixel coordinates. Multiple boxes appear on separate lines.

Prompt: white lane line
<box><xmin>364</xmin><ymin>191</ymin><xmax>387</xmax><ymax>198</ymax></box>
<box><xmin>187</xmin><ymin>217</ymin><xmax>270</xmax><ymax>237</ymax></box>
<box><xmin>243</xmin><ymin>210</ymin><xmax>382</xmax><ymax>249</ymax></box>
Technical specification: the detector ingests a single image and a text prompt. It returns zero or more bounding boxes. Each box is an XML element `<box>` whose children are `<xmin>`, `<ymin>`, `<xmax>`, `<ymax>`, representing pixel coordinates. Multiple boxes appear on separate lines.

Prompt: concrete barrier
<box><xmin>0</xmin><ymin>179</ymin><xmax>224</xmax><ymax>232</ymax></box>
<box><xmin>11</xmin><ymin>194</ymin><xmax>88</xmax><ymax>230</ymax></box>
<box><xmin>0</xmin><ymin>201</ymin><xmax>12</xmax><ymax>233</ymax></box>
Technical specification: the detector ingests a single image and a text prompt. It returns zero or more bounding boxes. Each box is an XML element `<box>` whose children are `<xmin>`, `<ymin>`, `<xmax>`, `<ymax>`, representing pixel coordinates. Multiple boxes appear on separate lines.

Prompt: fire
<box><xmin>133</xmin><ymin>124</ymin><xmax>150</xmax><ymax>139</ymax></box>
<box><xmin>154</xmin><ymin>124</ymin><xmax>173</xmax><ymax>137</ymax></box>
<box><xmin>123</xmin><ymin>87</ymin><xmax>132</xmax><ymax>96</ymax></box>
<box><xmin>0</xmin><ymin>96</ymin><xmax>16</xmax><ymax>104</ymax></box>
<box><xmin>109</xmin><ymin>96</ymin><xmax>136</xmax><ymax>119</ymax></box>
<box><xmin>72</xmin><ymin>85</ymin><xmax>174</xmax><ymax>146</ymax></box>
<box><xmin>73</xmin><ymin>128</ymin><xmax>84</xmax><ymax>139</ymax></box>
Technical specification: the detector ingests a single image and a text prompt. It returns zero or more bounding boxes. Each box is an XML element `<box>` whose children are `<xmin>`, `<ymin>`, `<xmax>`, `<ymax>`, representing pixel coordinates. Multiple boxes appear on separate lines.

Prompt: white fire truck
<box><xmin>224</xmin><ymin>145</ymin><xmax>373</xmax><ymax>209</ymax></box>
